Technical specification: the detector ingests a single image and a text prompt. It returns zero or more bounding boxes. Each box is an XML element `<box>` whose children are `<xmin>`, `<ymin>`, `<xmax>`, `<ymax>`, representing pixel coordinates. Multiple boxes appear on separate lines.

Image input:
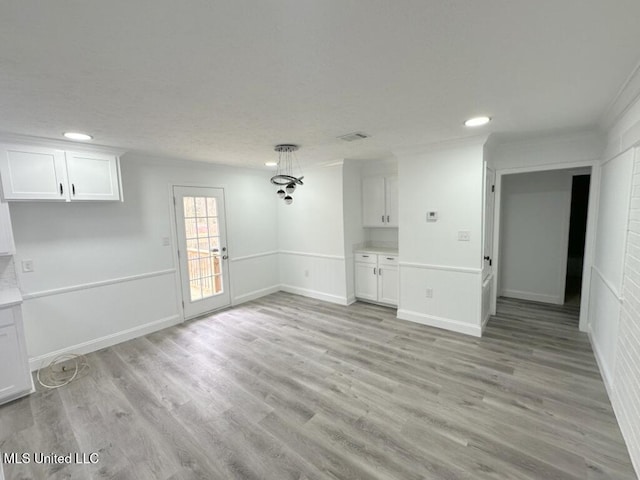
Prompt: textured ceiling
<box><xmin>0</xmin><ymin>1</ymin><xmax>639</xmax><ymax>167</ymax></box>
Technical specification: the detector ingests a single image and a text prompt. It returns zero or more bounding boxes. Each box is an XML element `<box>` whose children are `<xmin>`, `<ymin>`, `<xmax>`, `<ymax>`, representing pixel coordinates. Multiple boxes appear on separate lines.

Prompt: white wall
<box><xmin>396</xmin><ymin>139</ymin><xmax>484</xmax><ymax>336</ymax></box>
<box><xmin>590</xmin><ymin>72</ymin><xmax>640</xmax><ymax>474</ymax></box>
<box><xmin>10</xmin><ymin>153</ymin><xmax>279</xmax><ymax>366</ymax></box>
<box><xmin>276</xmin><ymin>163</ymin><xmax>349</xmax><ymax>304</ymax></box>
<box><xmin>342</xmin><ymin>160</ymin><xmax>365</xmax><ymax>303</ymax></box>
<box><xmin>499</xmin><ymin>170</ymin><xmax>572</xmax><ymax>305</ymax></box>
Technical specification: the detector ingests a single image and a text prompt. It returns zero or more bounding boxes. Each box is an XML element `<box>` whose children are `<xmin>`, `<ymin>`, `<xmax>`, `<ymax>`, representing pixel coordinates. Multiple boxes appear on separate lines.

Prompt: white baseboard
<box><xmin>346</xmin><ymin>295</ymin><xmax>357</xmax><ymax>305</ymax></box>
<box><xmin>280</xmin><ymin>285</ymin><xmax>349</xmax><ymax>306</ymax></box>
<box><xmin>501</xmin><ymin>289</ymin><xmax>563</xmax><ymax>305</ymax></box>
<box><xmin>397</xmin><ymin>309</ymin><xmax>482</xmax><ymax>337</ymax></box>
<box><xmin>28</xmin><ymin>314</ymin><xmax>182</xmax><ymax>372</ymax></box>
<box><xmin>587</xmin><ymin>327</ymin><xmax>614</xmax><ymax>397</ymax></box>
<box><xmin>481</xmin><ymin>309</ymin><xmax>491</xmax><ymax>332</ymax></box>
<box><xmin>232</xmin><ymin>285</ymin><xmax>281</xmax><ymax>306</ymax></box>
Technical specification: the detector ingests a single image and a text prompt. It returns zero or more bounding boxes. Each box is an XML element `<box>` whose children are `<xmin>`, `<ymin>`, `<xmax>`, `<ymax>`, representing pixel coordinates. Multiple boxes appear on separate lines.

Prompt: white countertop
<box><xmin>0</xmin><ymin>287</ymin><xmax>23</xmax><ymax>308</ymax></box>
<box><xmin>355</xmin><ymin>247</ymin><xmax>399</xmax><ymax>256</ymax></box>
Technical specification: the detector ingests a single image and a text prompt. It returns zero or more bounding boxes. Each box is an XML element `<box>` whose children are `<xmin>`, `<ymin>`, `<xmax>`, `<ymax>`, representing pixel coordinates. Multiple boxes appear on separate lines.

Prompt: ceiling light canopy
<box><xmin>264</xmin><ymin>161</ymin><xmax>278</xmax><ymax>167</ymax></box>
<box><xmin>464</xmin><ymin>116</ymin><xmax>491</xmax><ymax>127</ymax></box>
<box><xmin>63</xmin><ymin>132</ymin><xmax>93</xmax><ymax>141</ymax></box>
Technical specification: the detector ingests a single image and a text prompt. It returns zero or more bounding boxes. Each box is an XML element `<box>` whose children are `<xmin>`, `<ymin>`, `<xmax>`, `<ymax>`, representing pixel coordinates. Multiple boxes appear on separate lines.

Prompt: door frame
<box><xmin>168</xmin><ymin>183</ymin><xmax>233</xmax><ymax>321</ymax></box>
<box><xmin>491</xmin><ymin>160</ymin><xmax>599</xmax><ymax>332</ymax></box>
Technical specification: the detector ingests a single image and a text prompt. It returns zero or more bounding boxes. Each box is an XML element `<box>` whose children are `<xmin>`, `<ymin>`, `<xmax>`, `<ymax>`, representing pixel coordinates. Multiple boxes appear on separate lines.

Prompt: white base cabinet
<box><xmin>0</xmin><ymin>303</ymin><xmax>32</xmax><ymax>406</ymax></box>
<box><xmin>354</xmin><ymin>252</ymin><xmax>398</xmax><ymax>306</ymax></box>
<box><xmin>0</xmin><ymin>143</ymin><xmax>122</xmax><ymax>202</ymax></box>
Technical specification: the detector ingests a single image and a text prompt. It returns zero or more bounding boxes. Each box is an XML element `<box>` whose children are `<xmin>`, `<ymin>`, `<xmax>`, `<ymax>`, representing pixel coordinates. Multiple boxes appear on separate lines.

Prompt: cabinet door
<box><xmin>65</xmin><ymin>152</ymin><xmax>121</xmax><ymax>201</ymax></box>
<box><xmin>385</xmin><ymin>175</ymin><xmax>399</xmax><ymax>227</ymax></box>
<box><xmin>0</xmin><ymin>203</ymin><xmax>15</xmax><ymax>255</ymax></box>
<box><xmin>362</xmin><ymin>176</ymin><xmax>386</xmax><ymax>227</ymax></box>
<box><xmin>355</xmin><ymin>262</ymin><xmax>378</xmax><ymax>301</ymax></box>
<box><xmin>0</xmin><ymin>311</ymin><xmax>31</xmax><ymax>403</ymax></box>
<box><xmin>0</xmin><ymin>144</ymin><xmax>69</xmax><ymax>201</ymax></box>
<box><xmin>378</xmin><ymin>264</ymin><xmax>398</xmax><ymax>306</ymax></box>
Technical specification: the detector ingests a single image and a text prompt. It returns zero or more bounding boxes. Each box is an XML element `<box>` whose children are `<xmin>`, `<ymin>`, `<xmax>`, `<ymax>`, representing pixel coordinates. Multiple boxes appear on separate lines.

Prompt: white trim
<box><xmin>601</xmin><ymin>58</ymin><xmax>640</xmax><ymax>131</ymax></box>
<box><xmin>231</xmin><ymin>251</ymin><xmax>279</xmax><ymax>262</ymax></box>
<box><xmin>496</xmin><ymin>159</ymin><xmax>597</xmax><ymax>176</ymax></box>
<box><xmin>232</xmin><ymin>285</ymin><xmax>280</xmax><ymax>305</ymax></box>
<box><xmin>28</xmin><ymin>314</ymin><xmax>182</xmax><ymax>371</ymax></box>
<box><xmin>500</xmin><ymin>289</ymin><xmax>564</xmax><ymax>305</ymax></box>
<box><xmin>22</xmin><ymin>269</ymin><xmax>177</xmax><ymax>300</ymax></box>
<box><xmin>592</xmin><ymin>266</ymin><xmax>624</xmax><ymax>302</ymax></box>
<box><xmin>278</xmin><ymin>250</ymin><xmax>345</xmax><ymax>260</ymax></box>
<box><xmin>588</xmin><ymin>327</ymin><xmax>614</xmax><ymax>396</ymax></box>
<box><xmin>280</xmin><ymin>285</ymin><xmax>349</xmax><ymax>305</ymax></box>
<box><xmin>399</xmin><ymin>262</ymin><xmax>481</xmax><ymax>274</ymax></box>
<box><xmin>0</xmin><ymin>132</ymin><xmax>126</xmax><ymax>156</ymax></box>
<box><xmin>346</xmin><ymin>295</ymin><xmax>357</xmax><ymax>305</ymax></box>
<box><xmin>397</xmin><ymin>309</ymin><xmax>481</xmax><ymax>337</ymax></box>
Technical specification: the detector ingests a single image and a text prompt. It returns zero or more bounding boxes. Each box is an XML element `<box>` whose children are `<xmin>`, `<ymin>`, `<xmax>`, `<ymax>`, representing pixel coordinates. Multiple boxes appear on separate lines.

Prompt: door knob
<box><xmin>222</xmin><ymin>255</ymin><xmax>228</xmax><ymax>260</ymax></box>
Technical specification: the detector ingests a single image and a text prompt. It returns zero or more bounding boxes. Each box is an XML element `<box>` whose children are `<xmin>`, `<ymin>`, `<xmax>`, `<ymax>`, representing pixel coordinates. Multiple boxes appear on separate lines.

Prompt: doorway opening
<box><xmin>564</xmin><ymin>174</ymin><xmax>591</xmax><ymax>306</ymax></box>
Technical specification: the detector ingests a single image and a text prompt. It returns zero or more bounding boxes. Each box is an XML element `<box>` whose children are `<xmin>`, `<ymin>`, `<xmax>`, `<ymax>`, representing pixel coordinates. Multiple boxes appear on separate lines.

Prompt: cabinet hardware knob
<box><xmin>387</xmin><ymin>215</ymin><xmax>390</xmax><ymax>223</ymax></box>
<box><xmin>373</xmin><ymin>267</ymin><xmax>376</xmax><ymax>275</ymax></box>
<box><xmin>72</xmin><ymin>184</ymin><xmax>75</xmax><ymax>195</ymax></box>
<box><xmin>381</xmin><ymin>215</ymin><xmax>385</xmax><ymax>223</ymax></box>
<box><xmin>59</xmin><ymin>183</ymin><xmax>63</xmax><ymax>195</ymax></box>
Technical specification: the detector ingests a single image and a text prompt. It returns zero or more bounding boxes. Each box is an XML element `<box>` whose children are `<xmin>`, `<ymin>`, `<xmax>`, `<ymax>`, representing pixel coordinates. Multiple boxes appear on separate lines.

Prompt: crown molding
<box><xmin>0</xmin><ymin>132</ymin><xmax>127</xmax><ymax>156</ymax></box>
<box><xmin>392</xmin><ymin>134</ymin><xmax>488</xmax><ymax>158</ymax></box>
<box><xmin>600</xmin><ymin>59</ymin><xmax>640</xmax><ymax>131</ymax></box>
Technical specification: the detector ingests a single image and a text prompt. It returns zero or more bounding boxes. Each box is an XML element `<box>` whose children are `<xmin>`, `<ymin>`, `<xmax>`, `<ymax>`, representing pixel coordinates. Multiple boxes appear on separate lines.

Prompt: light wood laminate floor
<box><xmin>0</xmin><ymin>293</ymin><xmax>636</xmax><ymax>479</ymax></box>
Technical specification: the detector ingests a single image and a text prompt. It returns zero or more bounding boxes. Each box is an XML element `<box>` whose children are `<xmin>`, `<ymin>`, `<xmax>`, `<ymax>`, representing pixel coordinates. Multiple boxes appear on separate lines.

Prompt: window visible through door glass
<box><xmin>183</xmin><ymin>196</ymin><xmax>223</xmax><ymax>301</ymax></box>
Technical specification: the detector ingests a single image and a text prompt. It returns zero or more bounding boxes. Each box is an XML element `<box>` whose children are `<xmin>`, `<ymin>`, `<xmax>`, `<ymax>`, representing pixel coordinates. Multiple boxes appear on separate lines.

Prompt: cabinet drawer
<box><xmin>0</xmin><ymin>307</ymin><xmax>14</xmax><ymax>328</ymax></box>
<box><xmin>355</xmin><ymin>253</ymin><xmax>377</xmax><ymax>264</ymax></box>
<box><xmin>379</xmin><ymin>255</ymin><xmax>398</xmax><ymax>266</ymax></box>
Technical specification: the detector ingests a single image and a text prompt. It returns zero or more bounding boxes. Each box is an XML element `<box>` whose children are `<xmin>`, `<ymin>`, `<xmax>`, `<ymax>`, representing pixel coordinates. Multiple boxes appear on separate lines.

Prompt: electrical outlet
<box><xmin>22</xmin><ymin>259</ymin><xmax>34</xmax><ymax>273</ymax></box>
<box><xmin>425</xmin><ymin>288</ymin><xmax>433</xmax><ymax>298</ymax></box>
<box><xmin>458</xmin><ymin>230</ymin><xmax>471</xmax><ymax>241</ymax></box>
<box><xmin>161</xmin><ymin>237</ymin><xmax>170</xmax><ymax>246</ymax></box>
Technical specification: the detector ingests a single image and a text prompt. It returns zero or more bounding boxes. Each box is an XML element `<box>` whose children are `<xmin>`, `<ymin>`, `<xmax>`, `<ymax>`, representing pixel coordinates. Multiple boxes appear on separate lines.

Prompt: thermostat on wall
<box><xmin>426</xmin><ymin>211</ymin><xmax>438</xmax><ymax>222</ymax></box>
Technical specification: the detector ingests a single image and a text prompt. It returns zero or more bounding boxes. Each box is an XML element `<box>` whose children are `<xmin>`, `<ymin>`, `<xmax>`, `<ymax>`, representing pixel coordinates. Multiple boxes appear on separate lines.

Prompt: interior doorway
<box><xmin>564</xmin><ymin>174</ymin><xmax>591</xmax><ymax>305</ymax></box>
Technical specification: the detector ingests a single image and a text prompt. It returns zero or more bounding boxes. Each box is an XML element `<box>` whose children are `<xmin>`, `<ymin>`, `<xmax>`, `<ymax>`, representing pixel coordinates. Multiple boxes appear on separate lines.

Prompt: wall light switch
<box><xmin>22</xmin><ymin>259</ymin><xmax>34</xmax><ymax>273</ymax></box>
<box><xmin>426</xmin><ymin>211</ymin><xmax>438</xmax><ymax>222</ymax></box>
<box><xmin>458</xmin><ymin>231</ymin><xmax>471</xmax><ymax>241</ymax></box>
<box><xmin>425</xmin><ymin>288</ymin><xmax>433</xmax><ymax>298</ymax></box>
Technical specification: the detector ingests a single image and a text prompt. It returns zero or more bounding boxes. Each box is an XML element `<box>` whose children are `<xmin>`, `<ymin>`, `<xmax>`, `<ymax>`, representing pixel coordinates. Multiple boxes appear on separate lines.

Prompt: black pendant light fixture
<box><xmin>270</xmin><ymin>144</ymin><xmax>304</xmax><ymax>205</ymax></box>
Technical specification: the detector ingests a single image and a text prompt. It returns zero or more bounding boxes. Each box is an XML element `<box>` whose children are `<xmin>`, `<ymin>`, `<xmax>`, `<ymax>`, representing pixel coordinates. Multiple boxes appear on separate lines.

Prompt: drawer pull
<box><xmin>362</xmin><ymin>255</ymin><xmax>369</xmax><ymax>258</ymax></box>
<box><xmin>373</xmin><ymin>267</ymin><xmax>376</xmax><ymax>275</ymax></box>
<box><xmin>386</xmin><ymin>257</ymin><xmax>395</xmax><ymax>260</ymax></box>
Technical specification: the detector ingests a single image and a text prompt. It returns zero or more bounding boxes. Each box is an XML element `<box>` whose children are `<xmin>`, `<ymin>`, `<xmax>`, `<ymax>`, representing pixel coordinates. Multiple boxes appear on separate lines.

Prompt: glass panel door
<box><xmin>173</xmin><ymin>186</ymin><xmax>230</xmax><ymax>318</ymax></box>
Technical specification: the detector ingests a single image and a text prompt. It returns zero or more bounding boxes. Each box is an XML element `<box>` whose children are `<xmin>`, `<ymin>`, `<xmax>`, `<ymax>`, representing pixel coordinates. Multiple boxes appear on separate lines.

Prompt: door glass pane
<box><xmin>182</xmin><ymin>195</ymin><xmax>224</xmax><ymax>302</ymax></box>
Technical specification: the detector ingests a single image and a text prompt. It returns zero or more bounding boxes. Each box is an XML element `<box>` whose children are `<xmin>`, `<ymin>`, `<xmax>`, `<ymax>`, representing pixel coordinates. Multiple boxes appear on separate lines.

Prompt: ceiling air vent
<box><xmin>338</xmin><ymin>132</ymin><xmax>370</xmax><ymax>142</ymax></box>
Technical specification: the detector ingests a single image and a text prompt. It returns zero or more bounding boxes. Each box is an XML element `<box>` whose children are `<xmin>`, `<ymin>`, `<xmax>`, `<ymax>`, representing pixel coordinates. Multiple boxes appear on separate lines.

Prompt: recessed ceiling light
<box><xmin>265</xmin><ymin>161</ymin><xmax>278</xmax><ymax>167</ymax></box>
<box><xmin>464</xmin><ymin>116</ymin><xmax>491</xmax><ymax>127</ymax></box>
<box><xmin>63</xmin><ymin>132</ymin><xmax>93</xmax><ymax>141</ymax></box>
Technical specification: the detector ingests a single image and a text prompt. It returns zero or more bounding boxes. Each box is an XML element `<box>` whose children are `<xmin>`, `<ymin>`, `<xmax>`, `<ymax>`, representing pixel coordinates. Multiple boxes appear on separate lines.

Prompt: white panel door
<box><xmin>362</xmin><ymin>176</ymin><xmax>386</xmax><ymax>227</ymax></box>
<box><xmin>0</xmin><ymin>144</ymin><xmax>69</xmax><ymax>200</ymax></box>
<box><xmin>378</xmin><ymin>263</ymin><xmax>398</xmax><ymax>306</ymax></box>
<box><xmin>385</xmin><ymin>175</ymin><xmax>399</xmax><ymax>227</ymax></box>
<box><xmin>483</xmin><ymin>166</ymin><xmax>495</xmax><ymax>281</ymax></box>
<box><xmin>355</xmin><ymin>262</ymin><xmax>378</xmax><ymax>301</ymax></box>
<box><xmin>65</xmin><ymin>152</ymin><xmax>120</xmax><ymax>201</ymax></box>
<box><xmin>174</xmin><ymin>186</ymin><xmax>231</xmax><ymax>319</ymax></box>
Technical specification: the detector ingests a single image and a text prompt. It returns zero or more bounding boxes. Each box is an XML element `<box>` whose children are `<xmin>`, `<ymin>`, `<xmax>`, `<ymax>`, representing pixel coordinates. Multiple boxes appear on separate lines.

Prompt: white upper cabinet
<box><xmin>0</xmin><ymin>143</ymin><xmax>122</xmax><ymax>202</ymax></box>
<box><xmin>66</xmin><ymin>151</ymin><xmax>120</xmax><ymax>201</ymax></box>
<box><xmin>0</xmin><ymin>203</ymin><xmax>15</xmax><ymax>256</ymax></box>
<box><xmin>0</xmin><ymin>144</ymin><xmax>69</xmax><ymax>201</ymax></box>
<box><xmin>362</xmin><ymin>174</ymin><xmax>398</xmax><ymax>227</ymax></box>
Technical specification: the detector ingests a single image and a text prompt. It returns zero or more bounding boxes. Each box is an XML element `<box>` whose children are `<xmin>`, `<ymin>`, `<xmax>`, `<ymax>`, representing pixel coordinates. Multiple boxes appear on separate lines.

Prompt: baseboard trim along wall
<box><xmin>28</xmin><ymin>314</ymin><xmax>182</xmax><ymax>371</ymax></box>
<box><xmin>22</xmin><ymin>269</ymin><xmax>177</xmax><ymax>300</ymax></box>
<box><xmin>232</xmin><ymin>285</ymin><xmax>281</xmax><ymax>305</ymax></box>
<box><xmin>500</xmin><ymin>288</ymin><xmax>563</xmax><ymax>305</ymax></box>
<box><xmin>588</xmin><ymin>327</ymin><xmax>614</xmax><ymax>398</ymax></box>
<box><xmin>397</xmin><ymin>309</ymin><xmax>482</xmax><ymax>337</ymax></box>
<box><xmin>280</xmin><ymin>284</ymin><xmax>350</xmax><ymax>306</ymax></box>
